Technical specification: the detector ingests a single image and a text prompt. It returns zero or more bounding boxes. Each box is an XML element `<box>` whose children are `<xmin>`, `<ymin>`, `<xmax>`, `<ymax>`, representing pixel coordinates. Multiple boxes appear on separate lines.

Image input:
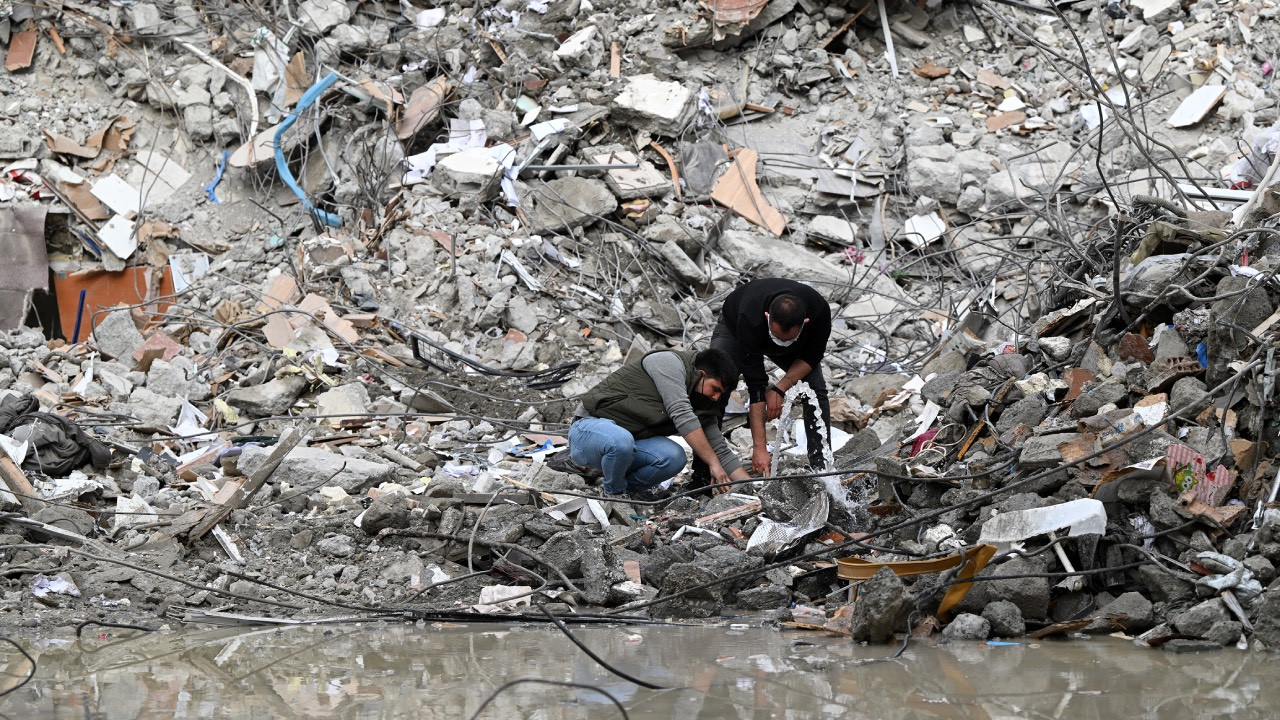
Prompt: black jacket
<box><xmin>720</xmin><ymin>278</ymin><xmax>831</xmax><ymax>403</ymax></box>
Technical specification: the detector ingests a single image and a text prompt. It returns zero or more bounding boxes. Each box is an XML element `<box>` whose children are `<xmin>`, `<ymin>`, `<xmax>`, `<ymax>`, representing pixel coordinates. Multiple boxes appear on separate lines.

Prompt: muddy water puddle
<box><xmin>2</xmin><ymin>622</ymin><xmax>1274</xmax><ymax>719</ymax></box>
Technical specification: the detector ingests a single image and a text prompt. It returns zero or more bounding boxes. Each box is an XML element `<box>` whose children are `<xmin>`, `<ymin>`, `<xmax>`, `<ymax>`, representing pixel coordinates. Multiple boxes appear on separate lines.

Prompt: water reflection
<box><xmin>2</xmin><ymin>622</ymin><xmax>1275</xmax><ymax>719</ymax></box>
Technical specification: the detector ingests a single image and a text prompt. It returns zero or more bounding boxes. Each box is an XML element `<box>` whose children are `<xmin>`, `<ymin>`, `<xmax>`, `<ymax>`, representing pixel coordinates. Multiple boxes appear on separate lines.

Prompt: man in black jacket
<box><xmin>693</xmin><ymin>278</ymin><xmax>832</xmax><ymax>487</ymax></box>
<box><xmin>553</xmin><ymin>348</ymin><xmax>752</xmax><ymax>499</ymax></box>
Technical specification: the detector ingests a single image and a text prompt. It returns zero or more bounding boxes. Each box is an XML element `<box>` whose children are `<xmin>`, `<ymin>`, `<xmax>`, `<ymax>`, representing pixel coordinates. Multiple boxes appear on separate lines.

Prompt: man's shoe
<box><xmin>624</xmin><ymin>486</ymin><xmax>673</xmax><ymax>503</ymax></box>
<box><xmin>683</xmin><ymin>471</ymin><xmax>715</xmax><ymax>499</ymax></box>
<box><xmin>547</xmin><ymin>450</ymin><xmax>603</xmax><ymax>485</ymax></box>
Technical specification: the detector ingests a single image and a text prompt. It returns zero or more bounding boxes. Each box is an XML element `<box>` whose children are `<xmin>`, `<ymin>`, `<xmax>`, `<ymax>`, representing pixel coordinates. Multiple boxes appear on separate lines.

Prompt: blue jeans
<box><xmin>568</xmin><ymin>417</ymin><xmax>687</xmax><ymax>494</ymax></box>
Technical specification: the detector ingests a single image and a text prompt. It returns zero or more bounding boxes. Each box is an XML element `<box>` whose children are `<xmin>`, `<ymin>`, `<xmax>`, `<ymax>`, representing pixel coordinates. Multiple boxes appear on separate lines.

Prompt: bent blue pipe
<box><xmin>274</xmin><ymin>71</ymin><xmax>342</xmax><ymax>228</ymax></box>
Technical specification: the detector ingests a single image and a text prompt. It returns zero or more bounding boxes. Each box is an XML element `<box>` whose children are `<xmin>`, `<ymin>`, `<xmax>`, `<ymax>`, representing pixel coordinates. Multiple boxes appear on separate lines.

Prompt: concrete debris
<box><xmin>611</xmin><ymin>74</ymin><xmax>695</xmax><ymax>135</ymax></box>
<box><xmin>528</xmin><ymin>177</ymin><xmax>617</xmax><ymax>232</ymax></box>
<box><xmin>224</xmin><ymin>376</ymin><xmax>308</xmax><ymax>417</ymax></box>
<box><xmin>942</xmin><ymin>613</ymin><xmax>990</xmax><ymax>641</ymax></box>
<box><xmin>850</xmin><ymin>566</ymin><xmax>912</xmax><ymax>644</ymax></box>
<box><xmin>433</xmin><ymin>148</ymin><xmax>503</xmax><ymax>200</ymax></box>
<box><xmin>0</xmin><ymin>0</ymin><xmax>1279</xmax><ymax>653</ymax></box>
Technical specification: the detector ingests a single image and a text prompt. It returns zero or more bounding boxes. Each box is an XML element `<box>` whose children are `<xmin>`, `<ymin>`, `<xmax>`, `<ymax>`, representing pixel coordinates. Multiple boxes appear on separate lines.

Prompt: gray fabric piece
<box><xmin>0</xmin><ymin>205</ymin><xmax>48</xmax><ymax>293</ymax></box>
<box><xmin>642</xmin><ymin>351</ymin><xmax>742</xmax><ymax>474</ymax></box>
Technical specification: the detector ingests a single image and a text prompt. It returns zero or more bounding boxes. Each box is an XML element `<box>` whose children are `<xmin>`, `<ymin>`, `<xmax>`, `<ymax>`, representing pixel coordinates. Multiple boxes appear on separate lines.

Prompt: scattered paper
<box><xmin>30</xmin><ymin>572</ymin><xmax>81</xmax><ymax>598</ymax></box>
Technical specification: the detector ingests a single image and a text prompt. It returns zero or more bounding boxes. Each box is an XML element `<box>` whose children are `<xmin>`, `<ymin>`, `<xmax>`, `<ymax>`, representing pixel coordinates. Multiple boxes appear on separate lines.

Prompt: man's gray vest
<box><xmin>581</xmin><ymin>350</ymin><xmax>718</xmax><ymax>439</ymax></box>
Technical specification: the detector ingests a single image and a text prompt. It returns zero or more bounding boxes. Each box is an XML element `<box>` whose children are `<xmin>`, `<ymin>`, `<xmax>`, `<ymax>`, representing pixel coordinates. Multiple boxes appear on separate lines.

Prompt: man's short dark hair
<box><xmin>694</xmin><ymin>348</ymin><xmax>738</xmax><ymax>387</ymax></box>
<box><xmin>768</xmin><ymin>294</ymin><xmax>807</xmax><ymax>330</ymax></box>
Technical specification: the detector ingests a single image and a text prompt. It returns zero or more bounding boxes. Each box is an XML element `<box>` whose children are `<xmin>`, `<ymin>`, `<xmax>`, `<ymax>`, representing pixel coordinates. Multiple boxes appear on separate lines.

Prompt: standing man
<box><xmin>552</xmin><ymin>348</ymin><xmax>751</xmax><ymax>500</ymax></box>
<box><xmin>692</xmin><ymin>278</ymin><xmax>833</xmax><ymax>488</ymax></box>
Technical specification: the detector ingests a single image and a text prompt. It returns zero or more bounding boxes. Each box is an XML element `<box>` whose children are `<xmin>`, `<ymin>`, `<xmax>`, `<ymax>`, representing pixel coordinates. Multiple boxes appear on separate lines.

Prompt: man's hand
<box><xmin>752</xmin><ymin>446</ymin><xmax>771</xmax><ymax>476</ymax></box>
<box><xmin>711</xmin><ymin>466</ymin><xmax>732</xmax><ymax>493</ymax></box>
<box><xmin>764</xmin><ymin>388</ymin><xmax>784</xmax><ymax>420</ymax></box>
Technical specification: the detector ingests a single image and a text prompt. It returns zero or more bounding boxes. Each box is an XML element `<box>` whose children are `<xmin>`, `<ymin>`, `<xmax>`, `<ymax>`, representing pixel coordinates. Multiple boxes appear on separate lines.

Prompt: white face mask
<box><xmin>768</xmin><ymin>328</ymin><xmax>798</xmax><ymax>347</ymax></box>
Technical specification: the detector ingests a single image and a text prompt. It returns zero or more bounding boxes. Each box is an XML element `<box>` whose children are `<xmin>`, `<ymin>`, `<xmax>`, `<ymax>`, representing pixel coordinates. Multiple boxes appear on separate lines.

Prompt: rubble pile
<box><xmin>2</xmin><ymin>0</ymin><xmax>1280</xmax><ymax>653</ymax></box>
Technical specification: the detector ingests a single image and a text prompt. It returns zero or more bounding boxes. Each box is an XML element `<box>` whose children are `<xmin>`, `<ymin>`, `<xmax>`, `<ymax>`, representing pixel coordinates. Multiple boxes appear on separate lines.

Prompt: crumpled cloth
<box><xmin>0</xmin><ymin>394</ymin><xmax>110</xmax><ymax>477</ymax></box>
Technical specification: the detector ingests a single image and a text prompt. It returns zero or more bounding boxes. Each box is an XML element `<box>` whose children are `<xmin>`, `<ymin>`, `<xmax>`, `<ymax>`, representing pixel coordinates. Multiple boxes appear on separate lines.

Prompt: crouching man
<box><xmin>561</xmin><ymin>348</ymin><xmax>751</xmax><ymax>500</ymax></box>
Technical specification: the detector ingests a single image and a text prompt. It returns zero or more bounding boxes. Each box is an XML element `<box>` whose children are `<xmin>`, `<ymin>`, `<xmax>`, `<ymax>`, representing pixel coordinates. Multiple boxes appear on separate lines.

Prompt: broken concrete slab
<box><xmin>591</xmin><ymin>151</ymin><xmax>669</xmax><ymax>200</ymax></box>
<box><xmin>611</xmin><ymin>74</ymin><xmax>695</xmax><ymax>135</ymax></box>
<box><xmin>434</xmin><ymin>148</ymin><xmax>502</xmax><ymax>199</ymax></box>
<box><xmin>717</xmin><ymin>227</ymin><xmax>851</xmax><ymax>287</ymax></box>
<box><xmin>238</xmin><ymin>444</ymin><xmax>396</xmax><ymax>493</ymax></box>
<box><xmin>528</xmin><ymin>177</ymin><xmax>617</xmax><ymax>233</ymax></box>
<box><xmin>297</xmin><ymin>0</ymin><xmax>352</xmax><ymax>35</ymax></box>
<box><xmin>92</xmin><ymin>308</ymin><xmax>146</xmax><ymax>365</ymax></box>
<box><xmin>224</xmin><ymin>376</ymin><xmax>308</xmax><ymax>417</ymax></box>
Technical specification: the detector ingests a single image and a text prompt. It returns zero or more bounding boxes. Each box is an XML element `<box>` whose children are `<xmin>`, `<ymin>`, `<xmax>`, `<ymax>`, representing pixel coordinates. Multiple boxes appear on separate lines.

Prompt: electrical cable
<box><xmin>537</xmin><ymin>601</ymin><xmax>670</xmax><ymax>690</ymax></box>
<box><xmin>467</xmin><ymin>678</ymin><xmax>628</xmax><ymax>720</ymax></box>
<box><xmin>75</xmin><ymin>620</ymin><xmax>157</xmax><ymax>637</ymax></box>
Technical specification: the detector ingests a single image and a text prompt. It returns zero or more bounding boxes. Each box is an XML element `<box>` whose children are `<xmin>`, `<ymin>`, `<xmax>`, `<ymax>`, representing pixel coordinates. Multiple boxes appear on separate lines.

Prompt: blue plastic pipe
<box><xmin>274</xmin><ymin>72</ymin><xmax>342</xmax><ymax>228</ymax></box>
<box><xmin>71</xmin><ymin>289</ymin><xmax>87</xmax><ymax>344</ymax></box>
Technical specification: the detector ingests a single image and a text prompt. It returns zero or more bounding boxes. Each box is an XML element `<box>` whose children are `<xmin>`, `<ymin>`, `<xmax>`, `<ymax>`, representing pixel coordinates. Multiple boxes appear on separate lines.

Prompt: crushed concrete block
<box><xmin>718</xmin><ymin>228</ymin><xmax>852</xmax><ymax>287</ymax></box>
<box><xmin>1088</xmin><ymin>591</ymin><xmax>1154</xmax><ymax>633</ymax></box>
<box><xmin>297</xmin><ymin>0</ymin><xmax>352</xmax><ymax>34</ymax></box>
<box><xmin>528</xmin><ymin>177</ymin><xmax>617</xmax><ymax>232</ymax></box>
<box><xmin>316</xmin><ymin>534</ymin><xmax>355</xmax><ymax>557</ymax></box>
<box><xmin>130</xmin><ymin>3</ymin><xmax>162</xmax><ymax>35</ymax></box>
<box><xmin>736</xmin><ymin>583</ymin><xmax>791</xmax><ymax>609</ymax></box>
<box><xmin>93</xmin><ymin>308</ymin><xmax>146</xmax><ymax>365</ymax></box>
<box><xmin>943</xmin><ymin>613</ymin><xmax>990</xmax><ymax>641</ymax></box>
<box><xmin>591</xmin><ymin>151</ymin><xmax>669</xmax><ymax>199</ymax></box>
<box><xmin>32</xmin><ymin>505</ymin><xmax>96</xmax><ymax>536</ymax></box>
<box><xmin>852</xmin><ymin>566</ymin><xmax>912</xmax><ymax>643</ymax></box>
<box><xmin>315</xmin><ymin>382</ymin><xmax>370</xmax><ymax>420</ymax></box>
<box><xmin>146</xmin><ymin>359</ymin><xmax>189</xmax><ymax>399</ymax></box>
<box><xmin>330</xmin><ymin>24</ymin><xmax>372</xmax><ymax>52</ymax></box>
<box><xmin>655</xmin><ymin>241</ymin><xmax>706</xmax><ymax>284</ymax></box>
<box><xmin>1019</xmin><ymin>433</ymin><xmax>1080</xmax><ymax>469</ymax></box>
<box><xmin>611</xmin><ymin>74</ymin><xmax>695</xmax><ymax>135</ymax></box>
<box><xmin>907</xmin><ymin>156</ymin><xmax>962</xmax><ymax>204</ymax></box>
<box><xmin>434</xmin><ymin>148</ymin><xmax>502</xmax><ymax>199</ymax></box>
<box><xmin>183</xmin><ymin>105</ymin><xmax>214</xmax><ymax>141</ymax></box>
<box><xmin>128</xmin><ymin>387</ymin><xmax>183</xmax><ymax>426</ymax></box>
<box><xmin>981</xmin><ymin>600</ymin><xmax>1026</xmax><ymax>637</ymax></box>
<box><xmin>957</xmin><ymin>556</ymin><xmax>1051</xmax><ymax>620</ymax></box>
<box><xmin>361</xmin><ymin>493</ymin><xmax>411</xmax><ymax>535</ymax></box>
<box><xmin>238</xmin><ymin>445</ymin><xmax>395</xmax><ymax>493</ymax></box>
<box><xmin>1137</xmin><ymin>564</ymin><xmax>1197</xmax><ymax>603</ymax></box>
<box><xmin>225</xmin><ymin>376</ymin><xmax>308</xmax><ymax>417</ymax></box>
<box><xmin>554</xmin><ymin>25</ymin><xmax>602</xmax><ymax>68</ymax></box>
<box><xmin>808</xmin><ymin>215</ymin><xmax>858</xmax><ymax>245</ymax></box>
<box><xmin>984</xmin><ymin>170</ymin><xmax>1037</xmax><ymax>209</ymax></box>
<box><xmin>1172</xmin><ymin>598</ymin><xmax>1228</xmax><ymax>636</ymax></box>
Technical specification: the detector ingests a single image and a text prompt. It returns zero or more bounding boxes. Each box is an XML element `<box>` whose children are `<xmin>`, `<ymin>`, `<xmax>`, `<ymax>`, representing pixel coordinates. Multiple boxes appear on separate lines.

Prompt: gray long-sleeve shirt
<box><xmin>640</xmin><ymin>351</ymin><xmax>743</xmax><ymax>475</ymax></box>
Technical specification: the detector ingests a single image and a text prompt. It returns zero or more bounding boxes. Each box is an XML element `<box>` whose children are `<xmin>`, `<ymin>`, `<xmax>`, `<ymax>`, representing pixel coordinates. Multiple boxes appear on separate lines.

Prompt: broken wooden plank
<box><xmin>694</xmin><ymin>500</ymin><xmax>762</xmax><ymax>527</ymax></box>
<box><xmin>0</xmin><ymin>456</ymin><xmax>43</xmax><ymax>515</ymax></box>
<box><xmin>189</xmin><ymin>426</ymin><xmax>310</xmax><ymax>540</ymax></box>
<box><xmin>711</xmin><ymin>148</ymin><xmax>787</xmax><ymax>236</ymax></box>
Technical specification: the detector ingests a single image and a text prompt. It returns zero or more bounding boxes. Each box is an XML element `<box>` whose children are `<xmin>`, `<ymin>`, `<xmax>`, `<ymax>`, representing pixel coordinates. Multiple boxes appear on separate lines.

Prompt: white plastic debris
<box><xmin>979</xmin><ymin>498</ymin><xmax>1107</xmax><ymax>550</ymax></box>
<box><xmin>473</xmin><ymin>585</ymin><xmax>534</xmax><ymax>613</ymax></box>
